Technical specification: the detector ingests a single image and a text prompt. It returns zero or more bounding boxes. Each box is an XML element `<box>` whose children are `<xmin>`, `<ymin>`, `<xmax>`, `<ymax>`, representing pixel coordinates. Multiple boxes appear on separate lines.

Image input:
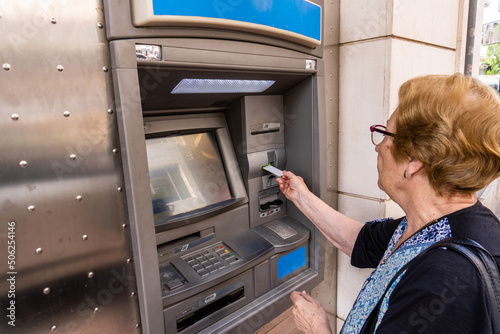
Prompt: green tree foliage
<box><xmin>485</xmin><ymin>44</ymin><xmax>500</xmax><ymax>75</ymax></box>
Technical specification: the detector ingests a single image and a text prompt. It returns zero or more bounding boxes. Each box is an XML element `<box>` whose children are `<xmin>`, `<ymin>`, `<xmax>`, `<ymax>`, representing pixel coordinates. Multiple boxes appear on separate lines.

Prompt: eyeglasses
<box><xmin>370</xmin><ymin>125</ymin><xmax>395</xmax><ymax>146</ymax></box>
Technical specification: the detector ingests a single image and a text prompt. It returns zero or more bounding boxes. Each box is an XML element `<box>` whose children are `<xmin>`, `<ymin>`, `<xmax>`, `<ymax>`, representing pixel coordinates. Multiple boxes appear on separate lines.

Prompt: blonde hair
<box><xmin>393</xmin><ymin>73</ymin><xmax>500</xmax><ymax>194</ymax></box>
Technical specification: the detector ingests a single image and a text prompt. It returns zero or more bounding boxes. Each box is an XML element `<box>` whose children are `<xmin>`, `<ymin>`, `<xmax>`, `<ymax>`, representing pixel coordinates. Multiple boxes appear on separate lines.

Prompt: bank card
<box><xmin>262</xmin><ymin>164</ymin><xmax>283</xmax><ymax>178</ymax></box>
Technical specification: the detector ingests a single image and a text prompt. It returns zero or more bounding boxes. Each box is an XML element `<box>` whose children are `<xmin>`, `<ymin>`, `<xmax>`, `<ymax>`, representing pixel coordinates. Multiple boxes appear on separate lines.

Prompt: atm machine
<box><xmin>104</xmin><ymin>1</ymin><xmax>328</xmax><ymax>333</ymax></box>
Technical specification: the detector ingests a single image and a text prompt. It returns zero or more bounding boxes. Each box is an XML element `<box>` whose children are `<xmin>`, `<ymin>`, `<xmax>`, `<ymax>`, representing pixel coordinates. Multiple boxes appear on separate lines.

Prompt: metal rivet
<box><xmin>135</xmin><ymin>324</ymin><xmax>141</xmax><ymax>329</ymax></box>
<box><xmin>97</xmin><ymin>22</ymin><xmax>104</xmax><ymax>29</ymax></box>
<box><xmin>126</xmin><ymin>258</ymin><xmax>132</xmax><ymax>264</ymax></box>
<box><xmin>11</xmin><ymin>114</ymin><xmax>19</xmax><ymax>121</ymax></box>
<box><xmin>28</xmin><ymin>205</ymin><xmax>35</xmax><ymax>212</ymax></box>
<box><xmin>51</xmin><ymin>18</ymin><xmax>57</xmax><ymax>24</ymax></box>
<box><xmin>82</xmin><ymin>235</ymin><xmax>88</xmax><ymax>241</ymax></box>
<box><xmin>117</xmin><ymin>187</ymin><xmax>123</xmax><ymax>192</ymax></box>
<box><xmin>122</xmin><ymin>224</ymin><xmax>127</xmax><ymax>229</ymax></box>
<box><xmin>57</xmin><ymin>65</ymin><xmax>64</xmax><ymax>72</ymax></box>
<box><xmin>88</xmin><ymin>272</ymin><xmax>94</xmax><ymax>278</ymax></box>
<box><xmin>43</xmin><ymin>287</ymin><xmax>51</xmax><ymax>294</ymax></box>
<box><xmin>102</xmin><ymin>66</ymin><xmax>109</xmax><ymax>72</ymax></box>
<box><xmin>94</xmin><ymin>307</ymin><xmax>99</xmax><ymax>313</ymax></box>
<box><xmin>112</xmin><ymin>149</ymin><xmax>118</xmax><ymax>155</ymax></box>
<box><xmin>107</xmin><ymin>108</ymin><xmax>114</xmax><ymax>115</ymax></box>
<box><xmin>19</xmin><ymin>161</ymin><xmax>28</xmax><ymax>168</ymax></box>
<box><xmin>36</xmin><ymin>248</ymin><xmax>43</xmax><ymax>254</ymax></box>
<box><xmin>3</xmin><ymin>63</ymin><xmax>11</xmax><ymax>71</ymax></box>
<box><xmin>51</xmin><ymin>325</ymin><xmax>57</xmax><ymax>332</ymax></box>
<box><xmin>69</xmin><ymin>154</ymin><xmax>77</xmax><ymax>161</ymax></box>
<box><xmin>76</xmin><ymin>195</ymin><xmax>83</xmax><ymax>202</ymax></box>
<box><xmin>63</xmin><ymin>111</ymin><xmax>70</xmax><ymax>117</ymax></box>
<box><xmin>131</xmin><ymin>292</ymin><xmax>136</xmax><ymax>297</ymax></box>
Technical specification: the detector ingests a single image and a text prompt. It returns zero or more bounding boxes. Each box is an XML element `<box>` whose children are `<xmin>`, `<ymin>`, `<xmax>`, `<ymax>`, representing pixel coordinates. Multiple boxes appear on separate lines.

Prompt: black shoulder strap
<box><xmin>442</xmin><ymin>238</ymin><xmax>500</xmax><ymax>334</ymax></box>
<box><xmin>359</xmin><ymin>237</ymin><xmax>500</xmax><ymax>334</ymax></box>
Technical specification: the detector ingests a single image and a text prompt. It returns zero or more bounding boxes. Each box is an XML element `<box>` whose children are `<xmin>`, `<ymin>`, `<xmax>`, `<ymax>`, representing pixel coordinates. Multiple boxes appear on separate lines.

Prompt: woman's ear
<box><xmin>405</xmin><ymin>159</ymin><xmax>424</xmax><ymax>178</ymax></box>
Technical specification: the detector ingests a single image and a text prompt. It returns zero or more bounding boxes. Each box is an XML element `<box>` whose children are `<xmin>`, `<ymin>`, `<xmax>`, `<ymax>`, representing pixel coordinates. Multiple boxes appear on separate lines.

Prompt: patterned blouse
<box><xmin>340</xmin><ymin>217</ymin><xmax>452</xmax><ymax>333</ymax></box>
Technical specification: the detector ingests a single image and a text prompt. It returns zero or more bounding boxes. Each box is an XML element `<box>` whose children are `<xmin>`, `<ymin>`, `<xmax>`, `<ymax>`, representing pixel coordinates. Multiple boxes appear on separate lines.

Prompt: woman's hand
<box><xmin>290</xmin><ymin>291</ymin><xmax>332</xmax><ymax>334</ymax></box>
<box><xmin>276</xmin><ymin>170</ymin><xmax>309</xmax><ymax>204</ymax></box>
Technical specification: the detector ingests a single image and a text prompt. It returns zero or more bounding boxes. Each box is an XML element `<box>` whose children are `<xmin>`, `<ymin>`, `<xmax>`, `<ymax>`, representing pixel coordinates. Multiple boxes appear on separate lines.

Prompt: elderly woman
<box><xmin>277</xmin><ymin>73</ymin><xmax>500</xmax><ymax>333</ymax></box>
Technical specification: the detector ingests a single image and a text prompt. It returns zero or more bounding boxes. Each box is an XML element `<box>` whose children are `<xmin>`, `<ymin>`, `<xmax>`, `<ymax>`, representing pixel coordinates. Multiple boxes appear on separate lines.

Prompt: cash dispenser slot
<box><xmin>176</xmin><ymin>283</ymin><xmax>245</xmax><ymax>332</ymax></box>
<box><xmin>164</xmin><ymin>270</ymin><xmax>255</xmax><ymax>333</ymax></box>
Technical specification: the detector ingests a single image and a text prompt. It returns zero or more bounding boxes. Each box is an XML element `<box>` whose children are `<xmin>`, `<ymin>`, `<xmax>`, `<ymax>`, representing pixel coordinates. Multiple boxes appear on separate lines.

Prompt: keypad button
<box><xmin>183</xmin><ymin>244</ymin><xmax>239</xmax><ymax>278</ymax></box>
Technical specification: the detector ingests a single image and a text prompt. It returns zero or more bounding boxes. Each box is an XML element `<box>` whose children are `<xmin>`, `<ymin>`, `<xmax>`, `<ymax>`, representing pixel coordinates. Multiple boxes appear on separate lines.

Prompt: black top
<box><xmin>351</xmin><ymin>201</ymin><xmax>500</xmax><ymax>333</ymax></box>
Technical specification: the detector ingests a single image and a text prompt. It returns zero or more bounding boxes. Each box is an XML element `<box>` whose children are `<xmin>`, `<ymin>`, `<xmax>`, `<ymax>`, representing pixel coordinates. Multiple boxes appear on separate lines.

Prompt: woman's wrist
<box><xmin>295</xmin><ymin>186</ymin><xmax>311</xmax><ymax>209</ymax></box>
<box><xmin>313</xmin><ymin>322</ymin><xmax>332</xmax><ymax>334</ymax></box>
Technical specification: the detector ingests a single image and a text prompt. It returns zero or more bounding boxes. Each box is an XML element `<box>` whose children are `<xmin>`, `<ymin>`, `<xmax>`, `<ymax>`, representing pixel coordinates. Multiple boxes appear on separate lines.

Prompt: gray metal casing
<box><xmin>0</xmin><ymin>1</ymin><xmax>140</xmax><ymax>333</ymax></box>
<box><xmin>109</xmin><ymin>35</ymin><xmax>327</xmax><ymax>333</ymax></box>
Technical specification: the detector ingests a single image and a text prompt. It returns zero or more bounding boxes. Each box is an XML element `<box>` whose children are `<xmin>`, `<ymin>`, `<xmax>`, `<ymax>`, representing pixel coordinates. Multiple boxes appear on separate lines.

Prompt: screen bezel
<box><xmin>143</xmin><ymin>112</ymin><xmax>248</xmax><ymax>233</ymax></box>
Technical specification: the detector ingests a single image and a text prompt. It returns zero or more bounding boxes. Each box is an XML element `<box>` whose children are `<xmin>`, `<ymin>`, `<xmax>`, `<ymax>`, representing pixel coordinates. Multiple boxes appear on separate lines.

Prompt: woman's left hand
<box><xmin>290</xmin><ymin>291</ymin><xmax>332</xmax><ymax>334</ymax></box>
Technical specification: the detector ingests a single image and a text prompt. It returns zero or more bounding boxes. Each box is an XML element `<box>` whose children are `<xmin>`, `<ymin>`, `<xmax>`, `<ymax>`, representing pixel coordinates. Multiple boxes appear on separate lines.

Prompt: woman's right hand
<box><xmin>276</xmin><ymin>170</ymin><xmax>309</xmax><ymax>204</ymax></box>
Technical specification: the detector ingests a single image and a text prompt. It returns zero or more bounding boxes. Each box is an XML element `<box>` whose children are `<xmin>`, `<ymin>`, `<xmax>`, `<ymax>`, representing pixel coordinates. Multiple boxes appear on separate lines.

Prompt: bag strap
<box><xmin>359</xmin><ymin>237</ymin><xmax>500</xmax><ymax>334</ymax></box>
<box><xmin>442</xmin><ymin>238</ymin><xmax>500</xmax><ymax>334</ymax></box>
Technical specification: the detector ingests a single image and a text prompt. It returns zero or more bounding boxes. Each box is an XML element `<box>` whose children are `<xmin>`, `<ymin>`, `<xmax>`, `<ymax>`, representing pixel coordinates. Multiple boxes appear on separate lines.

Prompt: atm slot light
<box><xmin>171</xmin><ymin>79</ymin><xmax>275</xmax><ymax>94</ymax></box>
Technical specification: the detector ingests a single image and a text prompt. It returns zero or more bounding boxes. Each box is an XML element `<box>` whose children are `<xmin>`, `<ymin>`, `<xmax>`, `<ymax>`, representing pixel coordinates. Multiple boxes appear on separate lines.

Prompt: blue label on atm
<box><xmin>277</xmin><ymin>246</ymin><xmax>306</xmax><ymax>280</ymax></box>
<box><xmin>151</xmin><ymin>0</ymin><xmax>321</xmax><ymax>42</ymax></box>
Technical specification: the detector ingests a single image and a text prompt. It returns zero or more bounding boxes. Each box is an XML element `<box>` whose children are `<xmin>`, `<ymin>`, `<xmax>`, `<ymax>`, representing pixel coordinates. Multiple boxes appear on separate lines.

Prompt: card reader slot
<box><xmin>157</xmin><ymin>228</ymin><xmax>216</xmax><ymax>261</ymax></box>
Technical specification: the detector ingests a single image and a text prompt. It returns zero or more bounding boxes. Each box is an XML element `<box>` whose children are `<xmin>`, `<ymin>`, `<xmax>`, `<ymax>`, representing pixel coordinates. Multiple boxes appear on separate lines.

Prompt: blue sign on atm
<box><xmin>131</xmin><ymin>0</ymin><xmax>322</xmax><ymax>48</ymax></box>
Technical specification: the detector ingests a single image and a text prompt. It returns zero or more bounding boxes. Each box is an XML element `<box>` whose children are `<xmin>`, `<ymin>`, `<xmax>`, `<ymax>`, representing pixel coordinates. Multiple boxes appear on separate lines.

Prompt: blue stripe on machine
<box><xmin>152</xmin><ymin>0</ymin><xmax>321</xmax><ymax>41</ymax></box>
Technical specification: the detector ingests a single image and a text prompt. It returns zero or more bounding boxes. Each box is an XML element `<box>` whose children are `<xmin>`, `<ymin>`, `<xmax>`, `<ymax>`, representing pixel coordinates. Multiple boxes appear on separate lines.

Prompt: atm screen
<box><xmin>146</xmin><ymin>131</ymin><xmax>233</xmax><ymax>226</ymax></box>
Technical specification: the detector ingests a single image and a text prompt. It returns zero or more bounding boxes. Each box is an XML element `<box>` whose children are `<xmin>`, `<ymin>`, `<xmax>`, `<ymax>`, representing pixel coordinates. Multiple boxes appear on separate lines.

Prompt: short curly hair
<box><xmin>393</xmin><ymin>73</ymin><xmax>500</xmax><ymax>195</ymax></box>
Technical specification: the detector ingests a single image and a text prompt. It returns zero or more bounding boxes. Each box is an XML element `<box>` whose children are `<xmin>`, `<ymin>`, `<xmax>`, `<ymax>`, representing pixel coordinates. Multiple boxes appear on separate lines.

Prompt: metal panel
<box><xmin>0</xmin><ymin>1</ymin><xmax>140</xmax><ymax>333</ymax></box>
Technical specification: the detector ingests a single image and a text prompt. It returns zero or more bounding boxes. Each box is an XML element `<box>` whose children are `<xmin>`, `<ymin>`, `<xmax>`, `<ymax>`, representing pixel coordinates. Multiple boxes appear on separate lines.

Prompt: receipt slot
<box><xmin>104</xmin><ymin>0</ymin><xmax>327</xmax><ymax>332</ymax></box>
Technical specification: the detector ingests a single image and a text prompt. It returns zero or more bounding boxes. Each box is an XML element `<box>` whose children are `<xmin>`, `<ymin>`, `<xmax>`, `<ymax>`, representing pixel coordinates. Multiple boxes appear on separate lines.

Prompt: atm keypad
<box><xmin>184</xmin><ymin>244</ymin><xmax>240</xmax><ymax>278</ymax></box>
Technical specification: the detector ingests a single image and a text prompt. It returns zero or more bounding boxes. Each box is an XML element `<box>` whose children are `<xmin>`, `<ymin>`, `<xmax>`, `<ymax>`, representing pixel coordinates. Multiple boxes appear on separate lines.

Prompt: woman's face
<box><xmin>375</xmin><ymin>114</ymin><xmax>404</xmax><ymax>196</ymax></box>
